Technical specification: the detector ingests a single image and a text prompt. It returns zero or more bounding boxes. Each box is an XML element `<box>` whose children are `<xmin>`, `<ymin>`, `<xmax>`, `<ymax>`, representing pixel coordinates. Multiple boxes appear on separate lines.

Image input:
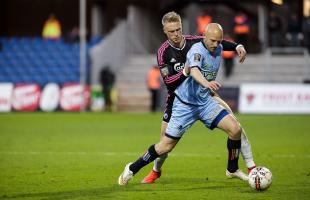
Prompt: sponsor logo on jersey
<box><xmin>201</xmin><ymin>68</ymin><xmax>217</xmax><ymax>80</ymax></box>
<box><xmin>174</xmin><ymin>63</ymin><xmax>184</xmax><ymax>72</ymax></box>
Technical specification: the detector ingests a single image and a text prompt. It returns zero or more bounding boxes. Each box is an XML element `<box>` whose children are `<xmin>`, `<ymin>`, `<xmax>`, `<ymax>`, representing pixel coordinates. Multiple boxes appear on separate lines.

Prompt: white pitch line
<box><xmin>0</xmin><ymin>151</ymin><xmax>309</xmax><ymax>158</ymax></box>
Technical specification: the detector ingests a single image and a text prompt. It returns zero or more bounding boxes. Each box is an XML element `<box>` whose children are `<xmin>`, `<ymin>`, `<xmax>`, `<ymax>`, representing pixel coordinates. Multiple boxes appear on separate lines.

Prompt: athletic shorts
<box><xmin>162</xmin><ymin>92</ymin><xmax>175</xmax><ymax>123</ymax></box>
<box><xmin>162</xmin><ymin>91</ymin><xmax>219</xmax><ymax>123</ymax></box>
<box><xmin>165</xmin><ymin>96</ymin><xmax>229</xmax><ymax>140</ymax></box>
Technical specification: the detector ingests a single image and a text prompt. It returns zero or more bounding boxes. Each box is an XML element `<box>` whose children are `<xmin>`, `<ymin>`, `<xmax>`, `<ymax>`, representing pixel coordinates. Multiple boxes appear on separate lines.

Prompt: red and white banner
<box><xmin>60</xmin><ymin>83</ymin><xmax>90</xmax><ymax>111</ymax></box>
<box><xmin>0</xmin><ymin>83</ymin><xmax>14</xmax><ymax>112</ymax></box>
<box><xmin>239</xmin><ymin>84</ymin><xmax>310</xmax><ymax>114</ymax></box>
<box><xmin>12</xmin><ymin>84</ymin><xmax>41</xmax><ymax>111</ymax></box>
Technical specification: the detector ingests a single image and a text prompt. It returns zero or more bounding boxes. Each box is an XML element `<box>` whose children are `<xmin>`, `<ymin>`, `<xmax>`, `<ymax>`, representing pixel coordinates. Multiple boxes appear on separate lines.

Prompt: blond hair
<box><xmin>162</xmin><ymin>11</ymin><xmax>182</xmax><ymax>26</ymax></box>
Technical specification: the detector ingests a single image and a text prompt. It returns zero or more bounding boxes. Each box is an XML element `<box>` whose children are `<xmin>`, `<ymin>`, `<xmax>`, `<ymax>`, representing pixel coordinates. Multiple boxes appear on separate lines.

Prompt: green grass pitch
<box><xmin>0</xmin><ymin>113</ymin><xmax>310</xmax><ymax>200</ymax></box>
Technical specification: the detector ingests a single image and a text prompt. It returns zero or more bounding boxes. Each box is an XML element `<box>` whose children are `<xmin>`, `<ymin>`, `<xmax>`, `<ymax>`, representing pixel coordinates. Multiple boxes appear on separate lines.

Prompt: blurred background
<box><xmin>0</xmin><ymin>0</ymin><xmax>309</xmax><ymax>114</ymax></box>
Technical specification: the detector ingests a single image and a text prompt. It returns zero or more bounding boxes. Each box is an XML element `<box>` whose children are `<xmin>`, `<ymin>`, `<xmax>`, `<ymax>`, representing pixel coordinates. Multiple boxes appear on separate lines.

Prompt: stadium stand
<box><xmin>115</xmin><ymin>52</ymin><xmax>310</xmax><ymax>112</ymax></box>
<box><xmin>0</xmin><ymin>36</ymin><xmax>102</xmax><ymax>86</ymax></box>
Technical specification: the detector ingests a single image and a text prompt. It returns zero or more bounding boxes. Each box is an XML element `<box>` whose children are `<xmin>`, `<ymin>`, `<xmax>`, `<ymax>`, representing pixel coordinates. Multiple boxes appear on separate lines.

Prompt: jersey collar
<box><xmin>201</xmin><ymin>41</ymin><xmax>220</xmax><ymax>56</ymax></box>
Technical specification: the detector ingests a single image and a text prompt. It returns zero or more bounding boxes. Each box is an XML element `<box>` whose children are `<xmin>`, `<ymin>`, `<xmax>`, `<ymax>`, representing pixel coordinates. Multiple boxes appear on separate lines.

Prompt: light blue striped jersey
<box><xmin>175</xmin><ymin>41</ymin><xmax>223</xmax><ymax>105</ymax></box>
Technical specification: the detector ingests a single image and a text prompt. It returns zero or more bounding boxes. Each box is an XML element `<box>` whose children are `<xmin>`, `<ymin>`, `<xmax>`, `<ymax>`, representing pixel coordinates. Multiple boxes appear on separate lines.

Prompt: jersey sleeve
<box><xmin>157</xmin><ymin>47</ymin><xmax>187</xmax><ymax>91</ymax></box>
<box><xmin>187</xmin><ymin>46</ymin><xmax>203</xmax><ymax>69</ymax></box>
<box><xmin>159</xmin><ymin>65</ymin><xmax>187</xmax><ymax>91</ymax></box>
<box><xmin>222</xmin><ymin>39</ymin><xmax>239</xmax><ymax>51</ymax></box>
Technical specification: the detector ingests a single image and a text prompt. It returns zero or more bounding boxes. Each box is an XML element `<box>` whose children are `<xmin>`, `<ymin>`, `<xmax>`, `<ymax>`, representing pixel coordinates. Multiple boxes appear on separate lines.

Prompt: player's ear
<box><xmin>163</xmin><ymin>27</ymin><xmax>167</xmax><ymax>34</ymax></box>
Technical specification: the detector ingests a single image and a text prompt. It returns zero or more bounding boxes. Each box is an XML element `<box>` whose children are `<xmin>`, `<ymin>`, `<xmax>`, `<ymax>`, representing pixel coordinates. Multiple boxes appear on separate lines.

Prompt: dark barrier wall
<box><xmin>217</xmin><ymin>87</ymin><xmax>240</xmax><ymax>112</ymax></box>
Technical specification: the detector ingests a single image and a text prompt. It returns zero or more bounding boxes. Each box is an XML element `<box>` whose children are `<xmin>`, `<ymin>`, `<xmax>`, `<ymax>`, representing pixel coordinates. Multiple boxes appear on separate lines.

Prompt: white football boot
<box><xmin>118</xmin><ymin>163</ymin><xmax>134</xmax><ymax>185</ymax></box>
<box><xmin>226</xmin><ymin>169</ymin><xmax>249</xmax><ymax>181</ymax></box>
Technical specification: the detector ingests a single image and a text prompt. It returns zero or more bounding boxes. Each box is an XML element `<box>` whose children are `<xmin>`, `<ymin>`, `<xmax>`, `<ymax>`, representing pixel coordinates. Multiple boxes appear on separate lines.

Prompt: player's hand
<box><xmin>236</xmin><ymin>45</ymin><xmax>247</xmax><ymax>63</ymax></box>
<box><xmin>207</xmin><ymin>81</ymin><xmax>221</xmax><ymax>91</ymax></box>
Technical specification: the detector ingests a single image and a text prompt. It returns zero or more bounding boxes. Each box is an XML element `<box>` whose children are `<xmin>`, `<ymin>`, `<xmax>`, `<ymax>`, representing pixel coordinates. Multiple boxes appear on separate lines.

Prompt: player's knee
<box><xmin>162</xmin><ymin>144</ymin><xmax>174</xmax><ymax>154</ymax></box>
<box><xmin>155</xmin><ymin>142</ymin><xmax>174</xmax><ymax>155</ymax></box>
<box><xmin>229</xmin><ymin>122</ymin><xmax>242</xmax><ymax>140</ymax></box>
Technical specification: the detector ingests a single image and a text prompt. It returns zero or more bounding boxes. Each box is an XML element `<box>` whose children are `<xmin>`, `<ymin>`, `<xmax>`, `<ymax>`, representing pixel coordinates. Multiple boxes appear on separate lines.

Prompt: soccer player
<box><xmin>118</xmin><ymin>22</ymin><xmax>249</xmax><ymax>186</ymax></box>
<box><xmin>141</xmin><ymin>12</ymin><xmax>255</xmax><ymax>184</ymax></box>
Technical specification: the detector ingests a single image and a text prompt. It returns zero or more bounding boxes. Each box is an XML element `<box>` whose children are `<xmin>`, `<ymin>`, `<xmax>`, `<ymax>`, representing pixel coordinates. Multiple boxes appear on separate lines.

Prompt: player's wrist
<box><xmin>236</xmin><ymin>44</ymin><xmax>244</xmax><ymax>50</ymax></box>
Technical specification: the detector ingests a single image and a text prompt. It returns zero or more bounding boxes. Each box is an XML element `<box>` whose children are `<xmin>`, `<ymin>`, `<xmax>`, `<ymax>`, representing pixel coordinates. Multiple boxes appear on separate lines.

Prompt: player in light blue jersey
<box><xmin>165</xmin><ymin>23</ymin><xmax>247</xmax><ymax>179</ymax></box>
<box><xmin>118</xmin><ymin>23</ymin><xmax>248</xmax><ymax>186</ymax></box>
<box><xmin>174</xmin><ymin>41</ymin><xmax>223</xmax><ymax>105</ymax></box>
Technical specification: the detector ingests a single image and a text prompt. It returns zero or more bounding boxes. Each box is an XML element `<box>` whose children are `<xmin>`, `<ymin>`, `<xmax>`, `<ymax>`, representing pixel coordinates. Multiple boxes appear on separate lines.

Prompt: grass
<box><xmin>0</xmin><ymin>113</ymin><xmax>310</xmax><ymax>199</ymax></box>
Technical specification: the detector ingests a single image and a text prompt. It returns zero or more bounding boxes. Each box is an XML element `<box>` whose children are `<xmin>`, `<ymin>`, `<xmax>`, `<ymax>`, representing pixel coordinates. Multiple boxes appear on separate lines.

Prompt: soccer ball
<box><xmin>248</xmin><ymin>166</ymin><xmax>272</xmax><ymax>191</ymax></box>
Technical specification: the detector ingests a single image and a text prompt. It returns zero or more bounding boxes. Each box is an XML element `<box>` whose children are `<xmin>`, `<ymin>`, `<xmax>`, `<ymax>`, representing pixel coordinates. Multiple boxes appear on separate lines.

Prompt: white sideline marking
<box><xmin>0</xmin><ymin>151</ymin><xmax>309</xmax><ymax>158</ymax></box>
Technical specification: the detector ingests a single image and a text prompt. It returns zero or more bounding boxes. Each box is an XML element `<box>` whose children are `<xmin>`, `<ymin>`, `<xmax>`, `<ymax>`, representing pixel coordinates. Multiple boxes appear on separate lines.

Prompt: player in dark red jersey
<box><xmin>141</xmin><ymin>11</ymin><xmax>255</xmax><ymax>184</ymax></box>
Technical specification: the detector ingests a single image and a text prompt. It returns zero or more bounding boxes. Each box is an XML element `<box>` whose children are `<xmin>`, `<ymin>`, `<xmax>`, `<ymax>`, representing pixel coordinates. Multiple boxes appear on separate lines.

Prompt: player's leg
<box><xmin>213</xmin><ymin>96</ymin><xmax>256</xmax><ymax>172</ymax></box>
<box><xmin>154</xmin><ymin>121</ymin><xmax>169</xmax><ymax>171</ymax></box>
<box><xmin>216</xmin><ymin>114</ymin><xmax>248</xmax><ymax>181</ymax></box>
<box><xmin>141</xmin><ymin>121</ymin><xmax>168</xmax><ymax>183</ymax></box>
<box><xmin>118</xmin><ymin>135</ymin><xmax>178</xmax><ymax>186</ymax></box>
<box><xmin>199</xmin><ymin>98</ymin><xmax>247</xmax><ymax>181</ymax></box>
<box><xmin>119</xmin><ymin>98</ymin><xmax>196</xmax><ymax>185</ymax></box>
<box><xmin>142</xmin><ymin>95</ymin><xmax>175</xmax><ymax>183</ymax></box>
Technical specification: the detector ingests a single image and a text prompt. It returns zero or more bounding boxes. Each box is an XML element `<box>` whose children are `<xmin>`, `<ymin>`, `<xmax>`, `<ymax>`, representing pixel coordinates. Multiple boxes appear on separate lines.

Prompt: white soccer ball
<box><xmin>248</xmin><ymin>166</ymin><xmax>272</xmax><ymax>191</ymax></box>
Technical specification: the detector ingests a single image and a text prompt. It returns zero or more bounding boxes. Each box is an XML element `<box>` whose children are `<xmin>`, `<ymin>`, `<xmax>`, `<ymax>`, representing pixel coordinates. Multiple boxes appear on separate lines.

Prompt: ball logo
<box><xmin>174</xmin><ymin>63</ymin><xmax>184</xmax><ymax>72</ymax></box>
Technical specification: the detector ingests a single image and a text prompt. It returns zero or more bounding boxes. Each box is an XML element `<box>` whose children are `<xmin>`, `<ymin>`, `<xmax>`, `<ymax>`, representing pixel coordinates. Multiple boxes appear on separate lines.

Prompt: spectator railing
<box><xmin>266</xmin><ymin>47</ymin><xmax>310</xmax><ymax>82</ymax></box>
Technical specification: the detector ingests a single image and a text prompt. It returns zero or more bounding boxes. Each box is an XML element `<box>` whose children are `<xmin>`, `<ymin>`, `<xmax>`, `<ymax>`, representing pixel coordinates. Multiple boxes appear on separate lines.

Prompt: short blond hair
<box><xmin>162</xmin><ymin>11</ymin><xmax>182</xmax><ymax>26</ymax></box>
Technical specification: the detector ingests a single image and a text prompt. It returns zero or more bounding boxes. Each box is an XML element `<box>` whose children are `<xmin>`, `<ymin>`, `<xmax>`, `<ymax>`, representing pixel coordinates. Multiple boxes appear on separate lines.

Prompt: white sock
<box><xmin>240</xmin><ymin>128</ymin><xmax>256</xmax><ymax>168</ymax></box>
<box><xmin>153</xmin><ymin>153</ymin><xmax>168</xmax><ymax>172</ymax></box>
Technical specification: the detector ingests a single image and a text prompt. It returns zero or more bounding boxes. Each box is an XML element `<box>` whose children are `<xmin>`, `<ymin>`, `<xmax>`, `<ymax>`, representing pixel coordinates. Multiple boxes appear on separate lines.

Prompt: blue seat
<box><xmin>15</xmin><ymin>52</ymin><xmax>27</xmax><ymax>59</ymax></box>
<box><xmin>4</xmin><ymin>59</ymin><xmax>14</xmax><ymax>67</ymax></box>
<box><xmin>0</xmin><ymin>67</ymin><xmax>6</xmax><ymax>76</ymax></box>
<box><xmin>32</xmin><ymin>43</ymin><xmax>44</xmax><ymax>51</ymax></box>
<box><xmin>11</xmin><ymin>76</ymin><xmax>22</xmax><ymax>84</ymax></box>
<box><xmin>32</xmin><ymin>59</ymin><xmax>45</xmax><ymax>68</ymax></box>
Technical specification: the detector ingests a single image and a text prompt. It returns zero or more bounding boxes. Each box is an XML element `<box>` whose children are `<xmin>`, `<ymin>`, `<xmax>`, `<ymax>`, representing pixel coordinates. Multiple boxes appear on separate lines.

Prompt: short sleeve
<box><xmin>187</xmin><ymin>48</ymin><xmax>202</xmax><ymax>69</ymax></box>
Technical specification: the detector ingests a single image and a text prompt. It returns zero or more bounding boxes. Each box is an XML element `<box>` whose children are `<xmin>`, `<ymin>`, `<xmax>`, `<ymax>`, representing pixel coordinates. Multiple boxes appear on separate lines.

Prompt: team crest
<box><xmin>194</xmin><ymin>53</ymin><xmax>201</xmax><ymax>62</ymax></box>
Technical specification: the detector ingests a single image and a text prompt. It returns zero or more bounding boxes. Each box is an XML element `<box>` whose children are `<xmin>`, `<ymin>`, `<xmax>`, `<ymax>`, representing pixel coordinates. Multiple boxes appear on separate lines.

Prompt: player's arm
<box><xmin>157</xmin><ymin>47</ymin><xmax>190</xmax><ymax>90</ymax></box>
<box><xmin>158</xmin><ymin>64</ymin><xmax>190</xmax><ymax>90</ymax></box>
<box><xmin>190</xmin><ymin>67</ymin><xmax>220</xmax><ymax>91</ymax></box>
<box><xmin>222</xmin><ymin>40</ymin><xmax>247</xmax><ymax>63</ymax></box>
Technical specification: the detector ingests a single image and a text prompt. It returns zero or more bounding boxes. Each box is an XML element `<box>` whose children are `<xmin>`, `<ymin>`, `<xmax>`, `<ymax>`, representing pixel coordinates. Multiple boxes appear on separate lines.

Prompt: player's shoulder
<box><xmin>189</xmin><ymin>41</ymin><xmax>204</xmax><ymax>52</ymax></box>
<box><xmin>216</xmin><ymin>44</ymin><xmax>224</xmax><ymax>54</ymax></box>
<box><xmin>157</xmin><ymin>40</ymin><xmax>170</xmax><ymax>54</ymax></box>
